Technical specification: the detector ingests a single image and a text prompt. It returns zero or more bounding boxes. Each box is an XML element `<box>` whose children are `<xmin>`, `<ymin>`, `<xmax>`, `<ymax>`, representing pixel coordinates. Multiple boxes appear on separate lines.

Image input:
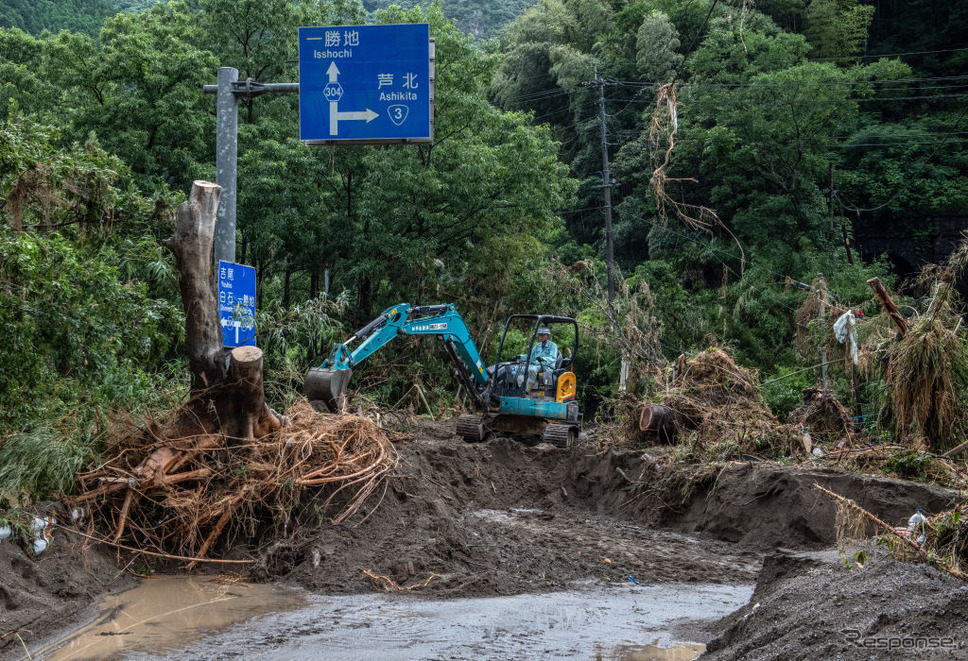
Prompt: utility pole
<box><xmin>595</xmin><ymin>67</ymin><xmax>628</xmax><ymax>391</ymax></box>
<box><xmin>596</xmin><ymin>66</ymin><xmax>616</xmax><ymax>307</ymax></box>
<box><xmin>830</xmin><ymin>163</ymin><xmax>854</xmax><ymax>265</ymax></box>
<box><xmin>817</xmin><ymin>274</ymin><xmax>828</xmax><ymax>389</ymax></box>
<box><xmin>202</xmin><ymin>69</ymin><xmax>299</xmax><ymax>268</ymax></box>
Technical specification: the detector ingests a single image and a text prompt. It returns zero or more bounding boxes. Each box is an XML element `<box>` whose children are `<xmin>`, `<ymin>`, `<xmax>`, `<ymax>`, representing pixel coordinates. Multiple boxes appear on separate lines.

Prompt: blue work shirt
<box><xmin>529</xmin><ymin>339</ymin><xmax>558</xmax><ymax>366</ymax></box>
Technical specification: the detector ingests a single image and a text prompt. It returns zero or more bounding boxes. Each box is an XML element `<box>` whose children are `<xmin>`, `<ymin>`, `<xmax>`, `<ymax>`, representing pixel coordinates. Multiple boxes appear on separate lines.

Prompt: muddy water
<box><xmin>125</xmin><ymin>582</ymin><xmax>751</xmax><ymax>660</ymax></box>
<box><xmin>35</xmin><ymin>576</ymin><xmax>307</xmax><ymax>660</ymax></box>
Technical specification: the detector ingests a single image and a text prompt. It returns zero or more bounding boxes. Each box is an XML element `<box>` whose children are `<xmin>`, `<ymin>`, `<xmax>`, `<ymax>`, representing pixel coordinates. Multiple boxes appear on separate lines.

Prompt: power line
<box><xmin>614</xmin><ymin>74</ymin><xmax>968</xmax><ymax>89</ymax></box>
<box><xmin>815</xmin><ymin>46</ymin><xmax>968</xmax><ymax>62</ymax></box>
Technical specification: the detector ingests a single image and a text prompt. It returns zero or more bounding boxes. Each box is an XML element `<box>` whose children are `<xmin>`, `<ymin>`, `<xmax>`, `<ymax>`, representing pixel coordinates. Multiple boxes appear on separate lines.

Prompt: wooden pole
<box><xmin>867</xmin><ymin>277</ymin><xmax>907</xmax><ymax>337</ymax></box>
<box><xmin>817</xmin><ymin>275</ymin><xmax>828</xmax><ymax>388</ymax></box>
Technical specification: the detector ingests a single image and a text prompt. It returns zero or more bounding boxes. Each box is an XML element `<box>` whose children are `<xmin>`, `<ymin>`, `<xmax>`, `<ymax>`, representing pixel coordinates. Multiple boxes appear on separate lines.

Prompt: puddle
<box><xmin>599</xmin><ymin>641</ymin><xmax>706</xmax><ymax>660</ymax></box>
<box><xmin>34</xmin><ymin>576</ymin><xmax>307</xmax><ymax>661</ymax></box>
<box><xmin>33</xmin><ymin>577</ymin><xmax>748</xmax><ymax>660</ymax></box>
<box><xmin>166</xmin><ymin>582</ymin><xmax>752</xmax><ymax>660</ymax></box>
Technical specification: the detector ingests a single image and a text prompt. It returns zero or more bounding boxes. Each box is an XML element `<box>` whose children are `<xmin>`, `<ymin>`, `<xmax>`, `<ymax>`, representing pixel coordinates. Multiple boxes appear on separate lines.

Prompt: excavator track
<box><xmin>456</xmin><ymin>414</ymin><xmax>487</xmax><ymax>443</ymax></box>
<box><xmin>542</xmin><ymin>423</ymin><xmax>576</xmax><ymax>449</ymax></box>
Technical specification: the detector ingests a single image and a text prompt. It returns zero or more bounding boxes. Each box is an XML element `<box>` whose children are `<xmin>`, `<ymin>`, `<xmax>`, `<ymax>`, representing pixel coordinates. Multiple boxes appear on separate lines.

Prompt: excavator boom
<box><xmin>306</xmin><ymin>303</ymin><xmax>488</xmax><ymax>411</ymax></box>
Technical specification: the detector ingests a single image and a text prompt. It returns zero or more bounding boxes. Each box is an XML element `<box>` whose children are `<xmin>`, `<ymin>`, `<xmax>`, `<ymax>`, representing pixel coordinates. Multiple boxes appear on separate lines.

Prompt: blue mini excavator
<box><xmin>305</xmin><ymin>303</ymin><xmax>581</xmax><ymax>447</ymax></box>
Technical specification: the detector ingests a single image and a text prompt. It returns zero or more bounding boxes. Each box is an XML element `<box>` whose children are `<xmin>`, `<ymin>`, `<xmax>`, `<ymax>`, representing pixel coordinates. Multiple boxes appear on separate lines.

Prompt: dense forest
<box><xmin>0</xmin><ymin>0</ymin><xmax>116</xmax><ymax>34</ymax></box>
<box><xmin>1</xmin><ymin>0</ymin><xmax>966</xmax><ymax>503</ymax></box>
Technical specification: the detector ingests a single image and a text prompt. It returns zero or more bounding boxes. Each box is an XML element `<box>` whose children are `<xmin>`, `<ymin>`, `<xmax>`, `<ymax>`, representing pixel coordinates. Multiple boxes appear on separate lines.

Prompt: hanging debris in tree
<box><xmin>648</xmin><ymin>83</ymin><xmax>745</xmax><ymax>274</ymax></box>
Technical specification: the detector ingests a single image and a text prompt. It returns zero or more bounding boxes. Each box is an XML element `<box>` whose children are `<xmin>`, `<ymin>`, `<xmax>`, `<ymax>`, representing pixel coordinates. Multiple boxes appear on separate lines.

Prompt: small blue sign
<box><xmin>299</xmin><ymin>23</ymin><xmax>432</xmax><ymax>143</ymax></box>
<box><xmin>218</xmin><ymin>260</ymin><xmax>256</xmax><ymax>347</ymax></box>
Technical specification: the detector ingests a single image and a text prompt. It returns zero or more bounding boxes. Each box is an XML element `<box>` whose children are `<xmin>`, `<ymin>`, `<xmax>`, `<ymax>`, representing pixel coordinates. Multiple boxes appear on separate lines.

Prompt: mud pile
<box><xmin>705</xmin><ymin>549</ymin><xmax>968</xmax><ymax>659</ymax></box>
<box><xmin>0</xmin><ymin>505</ymin><xmax>135</xmax><ymax>655</ymax></box>
<box><xmin>259</xmin><ymin>426</ymin><xmax>762</xmax><ymax>596</ymax></box>
<box><xmin>258</xmin><ymin>419</ymin><xmax>960</xmax><ymax>597</ymax></box>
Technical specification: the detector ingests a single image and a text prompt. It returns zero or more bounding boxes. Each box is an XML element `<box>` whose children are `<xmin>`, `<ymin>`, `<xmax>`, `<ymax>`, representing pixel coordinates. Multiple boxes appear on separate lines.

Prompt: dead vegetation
<box><xmin>880</xmin><ymin>278</ymin><xmax>968</xmax><ymax>452</ymax></box>
<box><xmin>817</xmin><ymin>484</ymin><xmax>968</xmax><ymax>581</ymax></box>
<box><xmin>632</xmin><ymin>347</ymin><xmax>799</xmax><ymax>460</ymax></box>
<box><xmin>787</xmin><ymin>386</ymin><xmax>852</xmax><ymax>445</ymax></box>
<box><xmin>70</xmin><ymin>402</ymin><xmax>397</xmax><ymax>566</ymax></box>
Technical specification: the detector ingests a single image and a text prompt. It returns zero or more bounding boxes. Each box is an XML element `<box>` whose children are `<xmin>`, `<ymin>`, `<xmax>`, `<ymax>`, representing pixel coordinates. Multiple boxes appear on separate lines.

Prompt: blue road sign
<box><xmin>218</xmin><ymin>260</ymin><xmax>256</xmax><ymax>347</ymax></box>
<box><xmin>299</xmin><ymin>23</ymin><xmax>433</xmax><ymax>143</ymax></box>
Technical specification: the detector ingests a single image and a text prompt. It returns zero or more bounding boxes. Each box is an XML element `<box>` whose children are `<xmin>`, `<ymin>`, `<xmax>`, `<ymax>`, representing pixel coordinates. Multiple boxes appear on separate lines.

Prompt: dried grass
<box><xmin>882</xmin><ymin>282</ymin><xmax>968</xmax><ymax>452</ymax></box>
<box><xmin>646</xmin><ymin>348</ymin><xmax>799</xmax><ymax>458</ymax></box>
<box><xmin>788</xmin><ymin>387</ymin><xmax>853</xmax><ymax>445</ymax></box>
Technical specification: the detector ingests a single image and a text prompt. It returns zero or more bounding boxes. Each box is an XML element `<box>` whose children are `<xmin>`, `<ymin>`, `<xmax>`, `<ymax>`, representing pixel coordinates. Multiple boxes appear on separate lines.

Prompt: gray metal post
<box><xmin>214</xmin><ymin>67</ymin><xmax>239</xmax><ymax>267</ymax></box>
<box><xmin>204</xmin><ymin>74</ymin><xmax>299</xmax><ymax>269</ymax></box>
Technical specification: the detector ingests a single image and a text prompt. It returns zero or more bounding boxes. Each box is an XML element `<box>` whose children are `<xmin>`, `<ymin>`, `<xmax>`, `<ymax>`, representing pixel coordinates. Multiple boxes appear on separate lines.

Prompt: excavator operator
<box><xmin>526</xmin><ymin>327</ymin><xmax>558</xmax><ymax>390</ymax></box>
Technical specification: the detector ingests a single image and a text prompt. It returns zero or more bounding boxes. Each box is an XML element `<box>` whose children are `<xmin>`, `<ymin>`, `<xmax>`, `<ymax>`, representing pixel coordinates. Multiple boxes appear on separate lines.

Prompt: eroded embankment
<box><xmin>265</xmin><ymin>425</ymin><xmax>961</xmax><ymax>597</ymax></box>
<box><xmin>572</xmin><ymin>448</ymin><xmax>961</xmax><ymax>550</ymax></box>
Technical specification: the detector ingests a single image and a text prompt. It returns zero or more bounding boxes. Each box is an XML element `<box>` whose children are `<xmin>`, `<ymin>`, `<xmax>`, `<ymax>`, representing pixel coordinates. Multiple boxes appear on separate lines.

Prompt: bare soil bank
<box><xmin>2</xmin><ymin>418</ymin><xmax>964</xmax><ymax>657</ymax></box>
<box><xmin>704</xmin><ymin>549</ymin><xmax>968</xmax><ymax>660</ymax></box>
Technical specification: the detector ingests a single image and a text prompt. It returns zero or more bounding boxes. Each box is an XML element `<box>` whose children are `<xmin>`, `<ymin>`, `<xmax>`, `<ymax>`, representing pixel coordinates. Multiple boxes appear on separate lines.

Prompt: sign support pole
<box><xmin>213</xmin><ymin>67</ymin><xmax>239</xmax><ymax>268</ymax></box>
<box><xmin>203</xmin><ymin>73</ymin><xmax>300</xmax><ymax>269</ymax></box>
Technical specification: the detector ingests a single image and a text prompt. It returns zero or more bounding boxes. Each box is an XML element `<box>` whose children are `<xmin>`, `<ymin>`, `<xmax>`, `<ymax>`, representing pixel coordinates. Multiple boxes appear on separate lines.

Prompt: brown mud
<box><xmin>2</xmin><ymin>417</ymin><xmax>965</xmax><ymax>658</ymax></box>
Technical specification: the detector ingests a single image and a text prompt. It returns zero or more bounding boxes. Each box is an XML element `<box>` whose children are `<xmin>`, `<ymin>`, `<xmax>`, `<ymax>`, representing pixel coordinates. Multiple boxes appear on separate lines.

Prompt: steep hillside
<box><xmin>0</xmin><ymin>0</ymin><xmax>116</xmax><ymax>34</ymax></box>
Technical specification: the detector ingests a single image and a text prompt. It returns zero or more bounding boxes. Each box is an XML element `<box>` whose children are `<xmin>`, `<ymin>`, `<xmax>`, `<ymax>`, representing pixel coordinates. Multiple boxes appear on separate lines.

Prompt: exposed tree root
<box><xmin>70</xmin><ymin>402</ymin><xmax>397</xmax><ymax>566</ymax></box>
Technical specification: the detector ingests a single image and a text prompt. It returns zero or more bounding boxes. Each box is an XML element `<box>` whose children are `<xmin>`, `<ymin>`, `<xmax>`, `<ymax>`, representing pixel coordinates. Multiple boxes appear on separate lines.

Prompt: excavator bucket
<box><xmin>305</xmin><ymin>367</ymin><xmax>353</xmax><ymax>411</ymax></box>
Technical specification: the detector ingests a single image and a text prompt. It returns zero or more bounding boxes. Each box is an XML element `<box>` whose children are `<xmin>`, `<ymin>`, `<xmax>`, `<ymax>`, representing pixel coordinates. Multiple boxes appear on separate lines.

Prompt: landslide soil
<box><xmin>2</xmin><ymin>416</ymin><xmax>966</xmax><ymax>658</ymax></box>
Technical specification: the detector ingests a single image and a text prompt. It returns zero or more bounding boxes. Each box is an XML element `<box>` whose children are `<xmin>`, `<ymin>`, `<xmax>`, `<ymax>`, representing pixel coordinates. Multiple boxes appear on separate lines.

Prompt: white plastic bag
<box><xmin>833</xmin><ymin>311</ymin><xmax>858</xmax><ymax>365</ymax></box>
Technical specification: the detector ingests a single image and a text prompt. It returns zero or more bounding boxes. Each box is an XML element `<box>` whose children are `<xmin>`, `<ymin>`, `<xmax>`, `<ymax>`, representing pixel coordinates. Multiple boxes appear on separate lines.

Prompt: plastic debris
<box><xmin>32</xmin><ymin>534</ymin><xmax>50</xmax><ymax>556</ymax></box>
<box><xmin>28</xmin><ymin>515</ymin><xmax>56</xmax><ymax>555</ymax></box>
<box><xmin>0</xmin><ymin>524</ymin><xmax>11</xmax><ymax>541</ymax></box>
<box><xmin>833</xmin><ymin>311</ymin><xmax>859</xmax><ymax>365</ymax></box>
<box><xmin>908</xmin><ymin>508</ymin><xmax>927</xmax><ymax>531</ymax></box>
<box><xmin>908</xmin><ymin>508</ymin><xmax>928</xmax><ymax>544</ymax></box>
<box><xmin>627</xmin><ymin>575</ymin><xmax>639</xmax><ymax>585</ymax></box>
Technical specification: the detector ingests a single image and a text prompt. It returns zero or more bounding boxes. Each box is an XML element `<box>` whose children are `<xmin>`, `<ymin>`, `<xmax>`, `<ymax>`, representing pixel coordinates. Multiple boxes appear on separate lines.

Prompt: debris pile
<box><xmin>635</xmin><ymin>348</ymin><xmax>797</xmax><ymax>457</ymax></box>
<box><xmin>71</xmin><ymin>402</ymin><xmax>396</xmax><ymax>565</ymax></box>
<box><xmin>816</xmin><ymin>483</ymin><xmax>967</xmax><ymax>581</ymax></box>
<box><xmin>787</xmin><ymin>386</ymin><xmax>853</xmax><ymax>446</ymax></box>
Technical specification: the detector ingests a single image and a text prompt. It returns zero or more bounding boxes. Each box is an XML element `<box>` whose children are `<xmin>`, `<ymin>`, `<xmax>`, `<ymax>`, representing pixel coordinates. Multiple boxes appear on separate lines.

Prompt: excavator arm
<box><xmin>305</xmin><ymin>303</ymin><xmax>489</xmax><ymax>411</ymax></box>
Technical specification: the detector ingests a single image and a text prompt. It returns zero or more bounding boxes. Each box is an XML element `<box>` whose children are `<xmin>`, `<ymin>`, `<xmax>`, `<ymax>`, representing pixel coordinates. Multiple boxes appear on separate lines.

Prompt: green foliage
<box><xmin>0</xmin><ymin>0</ymin><xmax>115</xmax><ymax>36</ymax></box>
<box><xmin>882</xmin><ymin>452</ymin><xmax>932</xmax><ymax>481</ymax></box>
<box><xmin>0</xmin><ymin>229</ymin><xmax>181</xmax><ymax>429</ymax></box>
<box><xmin>0</xmin><ymin>423</ymin><xmax>95</xmax><ymax>505</ymax></box>
<box><xmin>803</xmin><ymin>0</ymin><xmax>874</xmax><ymax>61</ymax></box>
<box><xmin>762</xmin><ymin>365</ymin><xmax>812</xmax><ymax>420</ymax></box>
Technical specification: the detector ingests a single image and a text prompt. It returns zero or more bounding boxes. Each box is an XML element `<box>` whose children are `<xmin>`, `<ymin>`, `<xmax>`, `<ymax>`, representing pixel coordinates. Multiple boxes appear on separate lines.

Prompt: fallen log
<box><xmin>638</xmin><ymin>403</ymin><xmax>694</xmax><ymax>443</ymax></box>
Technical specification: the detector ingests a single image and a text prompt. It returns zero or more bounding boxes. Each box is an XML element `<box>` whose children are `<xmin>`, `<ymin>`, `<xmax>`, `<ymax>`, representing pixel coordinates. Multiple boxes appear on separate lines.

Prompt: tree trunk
<box><xmin>228</xmin><ymin>345</ymin><xmax>280</xmax><ymax>439</ymax></box>
<box><xmin>867</xmin><ymin>277</ymin><xmax>907</xmax><ymax>337</ymax></box>
<box><xmin>638</xmin><ymin>403</ymin><xmax>694</xmax><ymax>444</ymax></box>
<box><xmin>161</xmin><ymin>180</ymin><xmax>226</xmax><ymax>392</ymax></box>
<box><xmin>161</xmin><ymin>180</ymin><xmax>282</xmax><ymax>440</ymax></box>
